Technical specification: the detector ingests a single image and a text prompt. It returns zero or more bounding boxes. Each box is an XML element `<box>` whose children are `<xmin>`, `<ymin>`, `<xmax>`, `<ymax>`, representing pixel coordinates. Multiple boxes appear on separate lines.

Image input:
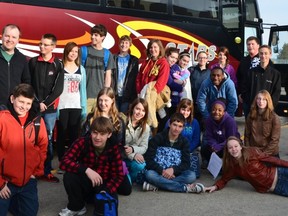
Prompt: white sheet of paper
<box><xmin>207</xmin><ymin>152</ymin><xmax>223</xmax><ymax>179</ymax></box>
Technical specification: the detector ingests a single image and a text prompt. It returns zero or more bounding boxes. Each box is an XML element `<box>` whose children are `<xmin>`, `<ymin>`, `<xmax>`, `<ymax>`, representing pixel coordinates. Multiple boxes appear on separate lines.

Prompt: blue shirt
<box><xmin>117</xmin><ymin>55</ymin><xmax>130</xmax><ymax>96</ymax></box>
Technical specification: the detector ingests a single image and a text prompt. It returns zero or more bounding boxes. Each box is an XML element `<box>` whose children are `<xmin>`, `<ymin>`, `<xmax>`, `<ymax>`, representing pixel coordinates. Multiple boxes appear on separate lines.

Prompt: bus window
<box><xmin>172</xmin><ymin>0</ymin><xmax>218</xmax><ymax>19</ymax></box>
<box><xmin>244</xmin><ymin>26</ymin><xmax>258</xmax><ymax>55</ymax></box>
<box><xmin>106</xmin><ymin>0</ymin><xmax>116</xmax><ymax>7</ymax></box>
<box><xmin>119</xmin><ymin>0</ymin><xmax>168</xmax><ymax>11</ymax></box>
<box><xmin>245</xmin><ymin>0</ymin><xmax>259</xmax><ymax>22</ymax></box>
<box><xmin>149</xmin><ymin>2</ymin><xmax>167</xmax><ymax>13</ymax></box>
<box><xmin>222</xmin><ymin>0</ymin><xmax>240</xmax><ymax>29</ymax></box>
<box><xmin>270</xmin><ymin>30</ymin><xmax>288</xmax><ymax>64</ymax></box>
<box><xmin>71</xmin><ymin>0</ymin><xmax>100</xmax><ymax>4</ymax></box>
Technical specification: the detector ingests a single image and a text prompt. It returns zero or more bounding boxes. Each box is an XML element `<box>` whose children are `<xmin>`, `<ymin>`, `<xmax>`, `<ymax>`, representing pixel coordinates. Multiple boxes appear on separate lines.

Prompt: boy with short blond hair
<box><xmin>112</xmin><ymin>35</ymin><xmax>139</xmax><ymax>113</ymax></box>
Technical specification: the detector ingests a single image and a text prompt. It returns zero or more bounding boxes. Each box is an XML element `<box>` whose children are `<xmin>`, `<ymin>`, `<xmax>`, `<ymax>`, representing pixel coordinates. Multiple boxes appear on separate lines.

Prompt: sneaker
<box><xmin>59</xmin><ymin>207</ymin><xmax>87</xmax><ymax>216</ymax></box>
<box><xmin>186</xmin><ymin>183</ymin><xmax>205</xmax><ymax>193</ymax></box>
<box><xmin>143</xmin><ymin>181</ymin><xmax>158</xmax><ymax>191</ymax></box>
<box><xmin>39</xmin><ymin>173</ymin><xmax>60</xmax><ymax>183</ymax></box>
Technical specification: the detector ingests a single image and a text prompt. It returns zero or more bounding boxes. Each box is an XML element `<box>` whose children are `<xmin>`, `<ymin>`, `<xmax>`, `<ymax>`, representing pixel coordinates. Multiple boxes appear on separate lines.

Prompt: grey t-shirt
<box><xmin>85</xmin><ymin>46</ymin><xmax>115</xmax><ymax>98</ymax></box>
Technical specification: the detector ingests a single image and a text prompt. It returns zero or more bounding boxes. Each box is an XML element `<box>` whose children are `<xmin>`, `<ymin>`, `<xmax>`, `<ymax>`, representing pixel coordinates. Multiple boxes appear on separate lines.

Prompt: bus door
<box><xmin>269</xmin><ymin>25</ymin><xmax>288</xmax><ymax>116</ymax></box>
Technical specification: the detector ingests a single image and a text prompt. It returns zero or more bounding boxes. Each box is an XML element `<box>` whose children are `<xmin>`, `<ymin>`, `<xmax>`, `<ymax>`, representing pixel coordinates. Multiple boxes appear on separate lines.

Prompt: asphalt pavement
<box><xmin>11</xmin><ymin>117</ymin><xmax>288</xmax><ymax>216</ymax></box>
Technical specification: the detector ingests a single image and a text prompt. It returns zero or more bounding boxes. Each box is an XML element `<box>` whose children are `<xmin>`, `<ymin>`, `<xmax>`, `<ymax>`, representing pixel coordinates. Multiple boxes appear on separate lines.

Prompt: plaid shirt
<box><xmin>60</xmin><ymin>136</ymin><xmax>124</xmax><ymax>193</ymax></box>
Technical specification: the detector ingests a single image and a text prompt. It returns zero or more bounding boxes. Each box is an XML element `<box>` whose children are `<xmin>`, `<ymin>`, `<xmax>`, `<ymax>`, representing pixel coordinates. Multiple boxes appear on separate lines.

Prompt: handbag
<box><xmin>94</xmin><ymin>192</ymin><xmax>118</xmax><ymax>216</ymax></box>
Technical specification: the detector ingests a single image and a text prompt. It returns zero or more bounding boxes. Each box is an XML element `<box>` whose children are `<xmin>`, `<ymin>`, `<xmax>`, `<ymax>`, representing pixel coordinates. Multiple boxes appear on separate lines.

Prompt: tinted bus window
<box><xmin>245</xmin><ymin>0</ymin><xmax>259</xmax><ymax>22</ymax></box>
<box><xmin>222</xmin><ymin>0</ymin><xmax>240</xmax><ymax>29</ymax></box>
<box><xmin>70</xmin><ymin>0</ymin><xmax>100</xmax><ymax>5</ymax></box>
<box><xmin>114</xmin><ymin>0</ymin><xmax>169</xmax><ymax>12</ymax></box>
<box><xmin>172</xmin><ymin>0</ymin><xmax>218</xmax><ymax>18</ymax></box>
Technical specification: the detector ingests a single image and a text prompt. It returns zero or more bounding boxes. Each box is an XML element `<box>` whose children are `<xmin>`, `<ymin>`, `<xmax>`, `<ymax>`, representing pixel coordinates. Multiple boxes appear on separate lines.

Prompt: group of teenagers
<box><xmin>1</xmin><ymin>22</ymin><xmax>288</xmax><ymax>216</ymax></box>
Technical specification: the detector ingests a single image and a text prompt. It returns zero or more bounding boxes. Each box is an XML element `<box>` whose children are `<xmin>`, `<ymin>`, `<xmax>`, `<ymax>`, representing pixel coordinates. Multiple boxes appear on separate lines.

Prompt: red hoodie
<box><xmin>136</xmin><ymin>57</ymin><xmax>170</xmax><ymax>94</ymax></box>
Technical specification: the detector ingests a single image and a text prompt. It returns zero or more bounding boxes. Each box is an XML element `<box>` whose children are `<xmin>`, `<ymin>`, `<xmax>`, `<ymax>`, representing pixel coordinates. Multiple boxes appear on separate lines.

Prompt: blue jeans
<box><xmin>0</xmin><ymin>178</ymin><xmax>38</xmax><ymax>216</ymax></box>
<box><xmin>43</xmin><ymin>112</ymin><xmax>57</xmax><ymax>175</ymax></box>
<box><xmin>116</xmin><ymin>96</ymin><xmax>129</xmax><ymax>114</ymax></box>
<box><xmin>273</xmin><ymin>167</ymin><xmax>288</xmax><ymax>197</ymax></box>
<box><xmin>145</xmin><ymin>169</ymin><xmax>196</xmax><ymax>192</ymax></box>
<box><xmin>125</xmin><ymin>160</ymin><xmax>146</xmax><ymax>182</ymax></box>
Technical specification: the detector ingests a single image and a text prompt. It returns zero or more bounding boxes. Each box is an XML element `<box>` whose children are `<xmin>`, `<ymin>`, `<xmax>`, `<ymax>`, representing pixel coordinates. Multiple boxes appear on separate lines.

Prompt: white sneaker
<box><xmin>186</xmin><ymin>183</ymin><xmax>205</xmax><ymax>193</ymax></box>
<box><xmin>143</xmin><ymin>181</ymin><xmax>158</xmax><ymax>191</ymax></box>
<box><xmin>58</xmin><ymin>206</ymin><xmax>87</xmax><ymax>216</ymax></box>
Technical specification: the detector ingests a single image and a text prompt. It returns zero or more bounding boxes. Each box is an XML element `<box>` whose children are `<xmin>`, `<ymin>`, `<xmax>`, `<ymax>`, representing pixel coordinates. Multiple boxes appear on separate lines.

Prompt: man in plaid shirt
<box><xmin>59</xmin><ymin>116</ymin><xmax>124</xmax><ymax>216</ymax></box>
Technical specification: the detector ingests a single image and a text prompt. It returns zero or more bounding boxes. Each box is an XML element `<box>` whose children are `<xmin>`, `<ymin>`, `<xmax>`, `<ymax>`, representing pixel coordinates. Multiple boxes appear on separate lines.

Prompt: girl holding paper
<box><xmin>201</xmin><ymin>98</ymin><xmax>240</xmax><ymax>168</ymax></box>
<box><xmin>206</xmin><ymin>136</ymin><xmax>288</xmax><ymax>197</ymax></box>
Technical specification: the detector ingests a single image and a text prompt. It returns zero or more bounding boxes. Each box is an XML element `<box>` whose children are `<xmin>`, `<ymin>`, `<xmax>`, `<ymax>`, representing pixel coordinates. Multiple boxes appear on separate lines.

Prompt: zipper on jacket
<box><xmin>22</xmin><ymin>126</ymin><xmax>27</xmax><ymax>186</ymax></box>
<box><xmin>7</xmin><ymin>62</ymin><xmax>10</xmax><ymax>97</ymax></box>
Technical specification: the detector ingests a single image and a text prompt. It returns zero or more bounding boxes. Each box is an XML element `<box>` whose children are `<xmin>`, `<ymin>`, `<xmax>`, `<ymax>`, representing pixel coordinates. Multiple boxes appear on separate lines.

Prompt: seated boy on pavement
<box><xmin>143</xmin><ymin>113</ymin><xmax>204</xmax><ymax>193</ymax></box>
<box><xmin>59</xmin><ymin>116</ymin><xmax>124</xmax><ymax>216</ymax></box>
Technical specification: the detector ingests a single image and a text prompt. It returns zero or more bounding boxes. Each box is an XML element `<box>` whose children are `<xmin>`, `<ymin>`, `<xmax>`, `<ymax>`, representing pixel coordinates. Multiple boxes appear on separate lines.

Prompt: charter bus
<box><xmin>0</xmin><ymin>0</ymin><xmax>266</xmax><ymax>115</ymax></box>
<box><xmin>0</xmin><ymin>0</ymin><xmax>263</xmax><ymax>66</ymax></box>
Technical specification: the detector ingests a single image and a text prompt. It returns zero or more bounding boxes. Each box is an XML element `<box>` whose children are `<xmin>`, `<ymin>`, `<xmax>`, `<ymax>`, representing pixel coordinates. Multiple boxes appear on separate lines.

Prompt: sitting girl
<box><xmin>124</xmin><ymin>98</ymin><xmax>150</xmax><ymax>183</ymax></box>
<box><xmin>82</xmin><ymin>87</ymin><xmax>131</xmax><ymax>195</ymax></box>
<box><xmin>245</xmin><ymin>90</ymin><xmax>281</xmax><ymax>157</ymax></box>
<box><xmin>165</xmin><ymin>98</ymin><xmax>200</xmax><ymax>152</ymax></box>
<box><xmin>201</xmin><ymin>98</ymin><xmax>240</xmax><ymax>168</ymax></box>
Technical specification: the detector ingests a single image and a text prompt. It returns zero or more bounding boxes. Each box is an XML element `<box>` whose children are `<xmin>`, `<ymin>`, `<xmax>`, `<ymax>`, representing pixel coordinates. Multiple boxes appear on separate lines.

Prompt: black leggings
<box><xmin>57</xmin><ymin>109</ymin><xmax>81</xmax><ymax>161</ymax></box>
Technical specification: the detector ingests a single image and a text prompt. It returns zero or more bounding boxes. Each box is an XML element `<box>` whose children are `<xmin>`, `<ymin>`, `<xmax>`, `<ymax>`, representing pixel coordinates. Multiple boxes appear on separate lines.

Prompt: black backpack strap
<box><xmin>34</xmin><ymin>116</ymin><xmax>41</xmax><ymax>146</ymax></box>
<box><xmin>0</xmin><ymin>105</ymin><xmax>7</xmax><ymax>111</ymax></box>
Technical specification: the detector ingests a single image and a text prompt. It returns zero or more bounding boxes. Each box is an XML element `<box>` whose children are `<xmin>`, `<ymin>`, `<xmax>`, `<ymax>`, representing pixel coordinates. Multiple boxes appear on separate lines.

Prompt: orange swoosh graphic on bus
<box><xmin>114</xmin><ymin>20</ymin><xmax>208</xmax><ymax>57</ymax></box>
<box><xmin>117</xmin><ymin>21</ymin><xmax>207</xmax><ymax>45</ymax></box>
<box><xmin>138</xmin><ymin>36</ymin><xmax>197</xmax><ymax>51</ymax></box>
<box><xmin>20</xmin><ymin>32</ymin><xmax>91</xmax><ymax>46</ymax></box>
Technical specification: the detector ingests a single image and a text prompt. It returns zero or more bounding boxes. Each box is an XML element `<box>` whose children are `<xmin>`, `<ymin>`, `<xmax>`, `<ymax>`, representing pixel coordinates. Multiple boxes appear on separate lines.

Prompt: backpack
<box><xmin>94</xmin><ymin>192</ymin><xmax>118</xmax><ymax>216</ymax></box>
<box><xmin>81</xmin><ymin>46</ymin><xmax>110</xmax><ymax>70</ymax></box>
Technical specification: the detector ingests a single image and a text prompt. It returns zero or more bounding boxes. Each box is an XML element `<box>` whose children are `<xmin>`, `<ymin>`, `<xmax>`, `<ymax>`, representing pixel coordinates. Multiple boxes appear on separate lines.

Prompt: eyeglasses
<box><xmin>39</xmin><ymin>43</ymin><xmax>53</xmax><ymax>47</ymax></box>
<box><xmin>198</xmin><ymin>57</ymin><xmax>207</xmax><ymax>60</ymax></box>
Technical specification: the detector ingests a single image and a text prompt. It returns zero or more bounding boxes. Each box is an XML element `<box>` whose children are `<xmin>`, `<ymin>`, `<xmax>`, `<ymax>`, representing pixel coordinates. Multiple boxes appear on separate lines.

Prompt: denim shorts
<box><xmin>273</xmin><ymin>167</ymin><xmax>288</xmax><ymax>197</ymax></box>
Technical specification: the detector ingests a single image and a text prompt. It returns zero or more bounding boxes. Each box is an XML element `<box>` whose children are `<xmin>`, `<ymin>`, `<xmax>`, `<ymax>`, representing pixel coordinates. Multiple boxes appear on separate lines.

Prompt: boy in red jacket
<box><xmin>0</xmin><ymin>83</ymin><xmax>48</xmax><ymax>216</ymax></box>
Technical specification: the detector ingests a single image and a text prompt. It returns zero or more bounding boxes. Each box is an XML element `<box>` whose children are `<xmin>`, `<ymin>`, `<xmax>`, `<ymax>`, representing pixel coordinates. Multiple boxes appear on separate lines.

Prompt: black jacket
<box><xmin>236</xmin><ymin>54</ymin><xmax>260</xmax><ymax>95</ymax></box>
<box><xmin>112</xmin><ymin>54</ymin><xmax>139</xmax><ymax>103</ymax></box>
<box><xmin>0</xmin><ymin>48</ymin><xmax>30</xmax><ymax>105</ymax></box>
<box><xmin>29</xmin><ymin>55</ymin><xmax>64</xmax><ymax>113</ymax></box>
<box><xmin>242</xmin><ymin>64</ymin><xmax>281</xmax><ymax>107</ymax></box>
<box><xmin>144</xmin><ymin>129</ymin><xmax>190</xmax><ymax>176</ymax></box>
